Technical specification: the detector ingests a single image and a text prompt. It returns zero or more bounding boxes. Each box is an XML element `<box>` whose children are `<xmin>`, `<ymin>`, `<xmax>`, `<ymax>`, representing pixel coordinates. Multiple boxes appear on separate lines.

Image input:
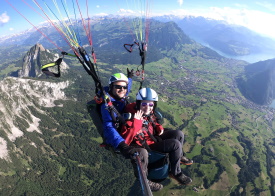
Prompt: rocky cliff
<box><xmin>0</xmin><ymin>77</ymin><xmax>70</xmax><ymax>160</ymax></box>
<box><xmin>237</xmin><ymin>58</ymin><xmax>275</xmax><ymax>105</ymax></box>
<box><xmin>17</xmin><ymin>44</ymin><xmax>68</xmax><ymax>78</ymax></box>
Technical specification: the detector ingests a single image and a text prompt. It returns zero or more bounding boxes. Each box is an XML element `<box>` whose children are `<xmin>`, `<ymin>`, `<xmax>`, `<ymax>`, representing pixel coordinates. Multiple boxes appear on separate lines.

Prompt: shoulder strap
<box><xmin>104</xmin><ymin>96</ymin><xmax>130</xmax><ymax>129</ymax></box>
<box><xmin>146</xmin><ymin>115</ymin><xmax>158</xmax><ymax>143</ymax></box>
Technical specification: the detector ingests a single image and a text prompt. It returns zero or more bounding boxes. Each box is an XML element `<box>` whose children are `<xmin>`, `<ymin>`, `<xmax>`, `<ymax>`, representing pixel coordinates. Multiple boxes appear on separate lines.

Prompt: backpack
<box><xmin>148</xmin><ymin>151</ymin><xmax>169</xmax><ymax>182</ymax></box>
<box><xmin>87</xmin><ymin>97</ymin><xmax>129</xmax><ymax>153</ymax></box>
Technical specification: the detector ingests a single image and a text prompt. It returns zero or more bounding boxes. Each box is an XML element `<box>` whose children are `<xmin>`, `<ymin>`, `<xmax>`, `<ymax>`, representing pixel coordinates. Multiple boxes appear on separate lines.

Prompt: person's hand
<box><xmin>155</xmin><ymin>125</ymin><xmax>164</xmax><ymax>136</ymax></box>
<box><xmin>158</xmin><ymin>129</ymin><xmax>164</xmax><ymax>135</ymax></box>
<box><xmin>118</xmin><ymin>142</ymin><xmax>137</xmax><ymax>159</ymax></box>
<box><xmin>134</xmin><ymin>110</ymin><xmax>144</xmax><ymax>120</ymax></box>
<box><xmin>127</xmin><ymin>68</ymin><xmax>134</xmax><ymax>78</ymax></box>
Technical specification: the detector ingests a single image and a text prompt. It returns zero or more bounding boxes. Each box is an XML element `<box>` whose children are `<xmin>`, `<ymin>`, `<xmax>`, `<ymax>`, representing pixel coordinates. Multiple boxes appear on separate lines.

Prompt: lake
<box><xmin>270</xmin><ymin>100</ymin><xmax>275</xmax><ymax>109</ymax></box>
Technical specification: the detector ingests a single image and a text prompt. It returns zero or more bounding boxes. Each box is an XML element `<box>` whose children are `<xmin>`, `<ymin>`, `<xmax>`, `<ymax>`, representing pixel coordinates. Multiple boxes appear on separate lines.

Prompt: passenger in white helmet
<box><xmin>119</xmin><ymin>87</ymin><xmax>193</xmax><ymax>189</ymax></box>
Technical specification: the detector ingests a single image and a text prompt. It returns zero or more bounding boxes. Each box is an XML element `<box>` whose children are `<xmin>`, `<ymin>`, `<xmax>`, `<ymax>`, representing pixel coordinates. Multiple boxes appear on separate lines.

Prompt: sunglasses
<box><xmin>141</xmin><ymin>102</ymin><xmax>154</xmax><ymax>107</ymax></box>
<box><xmin>113</xmin><ymin>85</ymin><xmax>128</xmax><ymax>90</ymax></box>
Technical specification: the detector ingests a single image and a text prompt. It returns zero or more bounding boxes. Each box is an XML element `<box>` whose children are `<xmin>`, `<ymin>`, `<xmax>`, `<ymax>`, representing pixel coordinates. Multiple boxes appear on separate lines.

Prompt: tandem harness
<box><xmin>94</xmin><ymin>94</ymin><xmax>131</xmax><ymax>151</ymax></box>
<box><xmin>134</xmin><ymin>114</ymin><xmax>160</xmax><ymax>152</ymax></box>
<box><xmin>102</xmin><ymin>95</ymin><xmax>130</xmax><ymax>130</ymax></box>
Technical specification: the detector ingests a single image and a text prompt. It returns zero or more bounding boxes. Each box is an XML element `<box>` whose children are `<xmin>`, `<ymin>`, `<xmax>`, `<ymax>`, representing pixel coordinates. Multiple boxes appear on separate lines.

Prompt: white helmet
<box><xmin>136</xmin><ymin>88</ymin><xmax>158</xmax><ymax>101</ymax></box>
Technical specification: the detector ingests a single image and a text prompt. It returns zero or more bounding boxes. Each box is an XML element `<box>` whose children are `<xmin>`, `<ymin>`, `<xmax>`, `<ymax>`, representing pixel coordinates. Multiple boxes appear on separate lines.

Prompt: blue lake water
<box><xmin>270</xmin><ymin>100</ymin><xmax>275</xmax><ymax>109</ymax></box>
<box><xmin>211</xmin><ymin>48</ymin><xmax>275</xmax><ymax>63</ymax></box>
<box><xmin>197</xmin><ymin>40</ymin><xmax>275</xmax><ymax>63</ymax></box>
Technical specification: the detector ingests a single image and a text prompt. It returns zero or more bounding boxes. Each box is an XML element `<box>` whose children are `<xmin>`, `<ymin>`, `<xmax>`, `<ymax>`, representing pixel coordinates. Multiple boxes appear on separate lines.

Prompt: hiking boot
<box><xmin>180</xmin><ymin>156</ymin><xmax>193</xmax><ymax>165</ymax></box>
<box><xmin>169</xmin><ymin>173</ymin><xmax>192</xmax><ymax>185</ymax></box>
<box><xmin>148</xmin><ymin>180</ymin><xmax>163</xmax><ymax>191</ymax></box>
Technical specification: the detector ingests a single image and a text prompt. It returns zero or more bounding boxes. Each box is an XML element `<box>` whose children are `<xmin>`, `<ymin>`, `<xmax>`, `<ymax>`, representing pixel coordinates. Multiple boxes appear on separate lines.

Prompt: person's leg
<box><xmin>150</xmin><ymin>133</ymin><xmax>192</xmax><ymax>185</ymax></box>
<box><xmin>149</xmin><ymin>139</ymin><xmax>182</xmax><ymax>176</ymax></box>
<box><xmin>160</xmin><ymin>129</ymin><xmax>193</xmax><ymax>165</ymax></box>
<box><xmin>130</xmin><ymin>147</ymin><xmax>149</xmax><ymax>177</ymax></box>
<box><xmin>130</xmin><ymin>147</ymin><xmax>163</xmax><ymax>191</ymax></box>
<box><xmin>161</xmin><ymin>129</ymin><xmax>184</xmax><ymax>143</ymax></box>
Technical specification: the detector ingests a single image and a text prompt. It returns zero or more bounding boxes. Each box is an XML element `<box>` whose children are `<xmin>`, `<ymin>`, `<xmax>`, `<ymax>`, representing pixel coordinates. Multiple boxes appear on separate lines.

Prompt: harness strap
<box><xmin>134</xmin><ymin>115</ymin><xmax>159</xmax><ymax>151</ymax></box>
<box><xmin>75</xmin><ymin>47</ymin><xmax>103</xmax><ymax>96</ymax></box>
<box><xmin>138</xmin><ymin>42</ymin><xmax>146</xmax><ymax>90</ymax></box>
<box><xmin>124</xmin><ymin>43</ymin><xmax>134</xmax><ymax>53</ymax></box>
<box><xmin>135</xmin><ymin>133</ymin><xmax>151</xmax><ymax>152</ymax></box>
<box><xmin>41</xmin><ymin>57</ymin><xmax>63</xmax><ymax>77</ymax></box>
<box><xmin>145</xmin><ymin>114</ymin><xmax>158</xmax><ymax>143</ymax></box>
<box><xmin>104</xmin><ymin>97</ymin><xmax>130</xmax><ymax>130</ymax></box>
<box><xmin>123</xmin><ymin>41</ymin><xmax>146</xmax><ymax>90</ymax></box>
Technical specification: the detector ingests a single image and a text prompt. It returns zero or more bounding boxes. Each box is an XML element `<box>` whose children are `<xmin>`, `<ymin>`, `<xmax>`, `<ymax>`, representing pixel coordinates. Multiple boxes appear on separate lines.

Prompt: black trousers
<box><xmin>131</xmin><ymin>129</ymin><xmax>184</xmax><ymax>178</ymax></box>
<box><xmin>149</xmin><ymin>129</ymin><xmax>184</xmax><ymax>176</ymax></box>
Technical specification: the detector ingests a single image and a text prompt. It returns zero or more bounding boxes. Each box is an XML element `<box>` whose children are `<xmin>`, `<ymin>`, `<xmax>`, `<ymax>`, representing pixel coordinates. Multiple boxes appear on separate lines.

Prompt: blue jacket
<box><xmin>100</xmin><ymin>78</ymin><xmax>132</xmax><ymax>148</ymax></box>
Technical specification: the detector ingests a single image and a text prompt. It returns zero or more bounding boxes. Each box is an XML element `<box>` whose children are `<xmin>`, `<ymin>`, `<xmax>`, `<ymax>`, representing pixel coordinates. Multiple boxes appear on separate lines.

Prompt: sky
<box><xmin>1</xmin><ymin>0</ymin><xmax>275</xmax><ymax>39</ymax></box>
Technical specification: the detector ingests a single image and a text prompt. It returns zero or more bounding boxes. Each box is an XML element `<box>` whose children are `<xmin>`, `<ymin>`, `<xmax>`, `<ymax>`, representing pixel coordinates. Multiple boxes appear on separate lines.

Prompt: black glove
<box><xmin>127</xmin><ymin>68</ymin><xmax>134</xmax><ymax>78</ymax></box>
<box><xmin>118</xmin><ymin>141</ymin><xmax>136</xmax><ymax>159</ymax></box>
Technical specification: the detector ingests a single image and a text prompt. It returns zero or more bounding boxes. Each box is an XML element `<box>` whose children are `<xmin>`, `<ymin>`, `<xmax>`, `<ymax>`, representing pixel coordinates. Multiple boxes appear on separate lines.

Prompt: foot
<box><xmin>169</xmin><ymin>173</ymin><xmax>192</xmax><ymax>185</ymax></box>
<box><xmin>148</xmin><ymin>180</ymin><xmax>163</xmax><ymax>191</ymax></box>
<box><xmin>180</xmin><ymin>156</ymin><xmax>193</xmax><ymax>165</ymax></box>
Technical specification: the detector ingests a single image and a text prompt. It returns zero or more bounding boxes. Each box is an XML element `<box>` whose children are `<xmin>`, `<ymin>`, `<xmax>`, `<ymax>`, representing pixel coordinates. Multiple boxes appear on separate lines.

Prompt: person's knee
<box><xmin>168</xmin><ymin>139</ymin><xmax>182</xmax><ymax>151</ymax></box>
<box><xmin>175</xmin><ymin>130</ymin><xmax>184</xmax><ymax>141</ymax></box>
<box><xmin>134</xmin><ymin>148</ymin><xmax>148</xmax><ymax>162</ymax></box>
<box><xmin>174</xmin><ymin>139</ymin><xmax>182</xmax><ymax>149</ymax></box>
<box><xmin>138</xmin><ymin>148</ymin><xmax>149</xmax><ymax>159</ymax></box>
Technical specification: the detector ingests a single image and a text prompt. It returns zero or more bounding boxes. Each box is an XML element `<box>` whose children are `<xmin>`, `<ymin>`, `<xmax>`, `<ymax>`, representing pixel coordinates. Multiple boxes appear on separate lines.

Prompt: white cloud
<box><xmin>234</xmin><ymin>3</ymin><xmax>249</xmax><ymax>9</ymax></box>
<box><xmin>118</xmin><ymin>8</ymin><xmax>135</xmax><ymax>16</ymax></box>
<box><xmin>206</xmin><ymin>7</ymin><xmax>275</xmax><ymax>38</ymax></box>
<box><xmin>0</xmin><ymin>12</ymin><xmax>10</xmax><ymax>25</ymax></box>
<box><xmin>156</xmin><ymin>7</ymin><xmax>275</xmax><ymax>39</ymax></box>
<box><xmin>95</xmin><ymin>13</ymin><xmax>108</xmax><ymax>17</ymax></box>
<box><xmin>9</xmin><ymin>28</ymin><xmax>14</xmax><ymax>31</ymax></box>
<box><xmin>256</xmin><ymin>1</ymin><xmax>275</xmax><ymax>12</ymax></box>
<box><xmin>177</xmin><ymin>0</ymin><xmax>184</xmax><ymax>7</ymax></box>
<box><xmin>96</xmin><ymin>5</ymin><xmax>100</xmax><ymax>8</ymax></box>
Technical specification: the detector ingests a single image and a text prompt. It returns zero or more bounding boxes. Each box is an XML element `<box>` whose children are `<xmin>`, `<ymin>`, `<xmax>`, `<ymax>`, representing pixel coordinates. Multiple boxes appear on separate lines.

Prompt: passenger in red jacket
<box><xmin>119</xmin><ymin>88</ymin><xmax>193</xmax><ymax>189</ymax></box>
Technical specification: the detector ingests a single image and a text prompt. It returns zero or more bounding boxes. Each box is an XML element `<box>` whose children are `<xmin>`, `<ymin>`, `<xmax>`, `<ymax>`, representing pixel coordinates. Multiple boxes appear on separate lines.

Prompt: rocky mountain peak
<box><xmin>17</xmin><ymin>44</ymin><xmax>68</xmax><ymax>78</ymax></box>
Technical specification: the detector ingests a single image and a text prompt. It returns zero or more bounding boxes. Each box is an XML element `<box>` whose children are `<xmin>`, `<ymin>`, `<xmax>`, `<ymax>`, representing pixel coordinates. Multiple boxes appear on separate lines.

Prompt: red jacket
<box><xmin>120</xmin><ymin>103</ymin><xmax>164</xmax><ymax>147</ymax></box>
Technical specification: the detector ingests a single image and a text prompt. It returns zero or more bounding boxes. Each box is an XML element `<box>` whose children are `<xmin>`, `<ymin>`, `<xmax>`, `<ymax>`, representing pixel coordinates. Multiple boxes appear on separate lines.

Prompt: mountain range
<box><xmin>0</xmin><ymin>16</ymin><xmax>274</xmax><ymax>195</ymax></box>
<box><xmin>1</xmin><ymin>15</ymin><xmax>275</xmax><ymax>63</ymax></box>
<box><xmin>154</xmin><ymin>15</ymin><xmax>275</xmax><ymax>62</ymax></box>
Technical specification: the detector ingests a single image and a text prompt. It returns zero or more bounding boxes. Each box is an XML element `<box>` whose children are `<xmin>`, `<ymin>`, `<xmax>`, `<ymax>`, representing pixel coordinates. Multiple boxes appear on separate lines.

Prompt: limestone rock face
<box><xmin>18</xmin><ymin>44</ymin><xmax>69</xmax><ymax>78</ymax></box>
<box><xmin>238</xmin><ymin>58</ymin><xmax>275</xmax><ymax>105</ymax></box>
<box><xmin>0</xmin><ymin>76</ymin><xmax>70</xmax><ymax>160</ymax></box>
